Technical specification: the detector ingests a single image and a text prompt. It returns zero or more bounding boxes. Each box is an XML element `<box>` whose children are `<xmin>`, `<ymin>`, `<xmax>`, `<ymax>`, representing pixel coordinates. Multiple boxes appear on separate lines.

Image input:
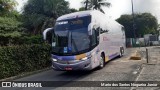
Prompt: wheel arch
<box><xmin>101</xmin><ymin>52</ymin><xmax>105</xmax><ymax>60</ymax></box>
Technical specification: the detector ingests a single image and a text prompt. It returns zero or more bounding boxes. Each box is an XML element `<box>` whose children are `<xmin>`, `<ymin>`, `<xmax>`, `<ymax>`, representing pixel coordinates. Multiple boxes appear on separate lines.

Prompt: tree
<box><xmin>82</xmin><ymin>0</ymin><xmax>111</xmax><ymax>13</ymax></box>
<box><xmin>0</xmin><ymin>17</ymin><xmax>23</xmax><ymax>37</ymax></box>
<box><xmin>85</xmin><ymin>0</ymin><xmax>89</xmax><ymax>10</ymax></box>
<box><xmin>158</xmin><ymin>24</ymin><xmax>160</xmax><ymax>32</ymax></box>
<box><xmin>79</xmin><ymin>7</ymin><xmax>86</xmax><ymax>11</ymax></box>
<box><xmin>0</xmin><ymin>0</ymin><xmax>24</xmax><ymax>40</ymax></box>
<box><xmin>70</xmin><ymin>8</ymin><xmax>78</xmax><ymax>13</ymax></box>
<box><xmin>0</xmin><ymin>0</ymin><xmax>17</xmax><ymax>16</ymax></box>
<box><xmin>117</xmin><ymin>13</ymin><xmax>158</xmax><ymax>38</ymax></box>
<box><xmin>22</xmin><ymin>0</ymin><xmax>70</xmax><ymax>34</ymax></box>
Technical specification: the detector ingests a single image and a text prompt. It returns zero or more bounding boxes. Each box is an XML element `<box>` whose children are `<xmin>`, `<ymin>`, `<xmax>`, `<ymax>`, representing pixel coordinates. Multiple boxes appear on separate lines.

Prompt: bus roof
<box><xmin>57</xmin><ymin>10</ymin><xmax>95</xmax><ymax>21</ymax></box>
<box><xmin>56</xmin><ymin>10</ymin><xmax>123</xmax><ymax>28</ymax></box>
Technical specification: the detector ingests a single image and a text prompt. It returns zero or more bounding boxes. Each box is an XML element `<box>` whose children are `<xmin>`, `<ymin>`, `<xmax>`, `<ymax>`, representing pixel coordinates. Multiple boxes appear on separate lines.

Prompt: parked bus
<box><xmin>43</xmin><ymin>10</ymin><xmax>126</xmax><ymax>71</ymax></box>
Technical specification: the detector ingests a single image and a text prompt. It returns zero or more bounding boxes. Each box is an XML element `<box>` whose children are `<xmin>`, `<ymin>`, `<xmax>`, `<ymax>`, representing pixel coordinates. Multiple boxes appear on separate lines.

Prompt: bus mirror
<box><xmin>88</xmin><ymin>23</ymin><xmax>92</xmax><ymax>35</ymax></box>
<box><xmin>88</xmin><ymin>29</ymin><xmax>92</xmax><ymax>35</ymax></box>
<box><xmin>97</xmin><ymin>36</ymin><xmax>99</xmax><ymax>42</ymax></box>
<box><xmin>43</xmin><ymin>28</ymin><xmax>53</xmax><ymax>41</ymax></box>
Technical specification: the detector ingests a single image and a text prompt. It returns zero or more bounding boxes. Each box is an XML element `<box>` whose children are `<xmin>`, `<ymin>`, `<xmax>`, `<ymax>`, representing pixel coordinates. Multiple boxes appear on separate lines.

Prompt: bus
<box><xmin>43</xmin><ymin>10</ymin><xmax>126</xmax><ymax>71</ymax></box>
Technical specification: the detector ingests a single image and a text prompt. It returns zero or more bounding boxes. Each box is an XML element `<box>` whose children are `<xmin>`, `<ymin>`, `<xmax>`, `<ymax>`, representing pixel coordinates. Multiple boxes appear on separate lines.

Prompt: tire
<box><xmin>98</xmin><ymin>55</ymin><xmax>105</xmax><ymax>69</ymax></box>
<box><xmin>119</xmin><ymin>47</ymin><xmax>124</xmax><ymax>58</ymax></box>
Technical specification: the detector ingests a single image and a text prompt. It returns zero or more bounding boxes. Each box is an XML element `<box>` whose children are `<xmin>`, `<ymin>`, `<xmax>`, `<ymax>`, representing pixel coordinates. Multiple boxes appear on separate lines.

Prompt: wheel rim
<box><xmin>100</xmin><ymin>57</ymin><xmax>104</xmax><ymax>68</ymax></box>
<box><xmin>120</xmin><ymin>50</ymin><xmax>122</xmax><ymax>56</ymax></box>
<box><xmin>120</xmin><ymin>48</ymin><xmax>124</xmax><ymax>57</ymax></box>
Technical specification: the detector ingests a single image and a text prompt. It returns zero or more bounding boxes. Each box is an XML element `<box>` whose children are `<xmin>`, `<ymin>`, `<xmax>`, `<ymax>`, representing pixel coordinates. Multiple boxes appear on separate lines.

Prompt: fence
<box><xmin>126</xmin><ymin>37</ymin><xmax>160</xmax><ymax>48</ymax></box>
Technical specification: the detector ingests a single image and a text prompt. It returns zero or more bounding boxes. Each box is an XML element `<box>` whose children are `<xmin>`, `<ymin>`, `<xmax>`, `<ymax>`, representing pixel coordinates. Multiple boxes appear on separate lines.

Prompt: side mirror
<box><xmin>97</xmin><ymin>36</ymin><xmax>99</xmax><ymax>42</ymax></box>
<box><xmin>88</xmin><ymin>23</ymin><xmax>92</xmax><ymax>35</ymax></box>
<box><xmin>43</xmin><ymin>28</ymin><xmax>53</xmax><ymax>41</ymax></box>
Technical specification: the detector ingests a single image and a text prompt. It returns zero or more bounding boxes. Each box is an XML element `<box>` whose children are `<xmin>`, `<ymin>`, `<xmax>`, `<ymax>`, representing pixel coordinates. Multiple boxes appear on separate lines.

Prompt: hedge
<box><xmin>0</xmin><ymin>44</ymin><xmax>51</xmax><ymax>79</ymax></box>
<box><xmin>0</xmin><ymin>35</ymin><xmax>44</xmax><ymax>46</ymax></box>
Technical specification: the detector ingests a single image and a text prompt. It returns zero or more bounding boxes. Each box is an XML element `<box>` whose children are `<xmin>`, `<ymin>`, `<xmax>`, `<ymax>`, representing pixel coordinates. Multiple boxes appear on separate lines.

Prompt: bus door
<box><xmin>90</xmin><ymin>27</ymin><xmax>100</xmax><ymax>68</ymax></box>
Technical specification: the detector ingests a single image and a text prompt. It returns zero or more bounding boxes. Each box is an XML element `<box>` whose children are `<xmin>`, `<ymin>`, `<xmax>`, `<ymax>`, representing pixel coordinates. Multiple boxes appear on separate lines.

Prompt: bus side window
<box><xmin>96</xmin><ymin>27</ymin><xmax>100</xmax><ymax>43</ymax></box>
<box><xmin>91</xmin><ymin>27</ymin><xmax>100</xmax><ymax>46</ymax></box>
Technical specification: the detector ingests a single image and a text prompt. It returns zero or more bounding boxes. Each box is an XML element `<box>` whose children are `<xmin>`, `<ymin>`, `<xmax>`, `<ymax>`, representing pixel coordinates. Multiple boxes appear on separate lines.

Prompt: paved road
<box><xmin>131</xmin><ymin>47</ymin><xmax>160</xmax><ymax>90</ymax></box>
<box><xmin>1</xmin><ymin>48</ymin><xmax>144</xmax><ymax>90</ymax></box>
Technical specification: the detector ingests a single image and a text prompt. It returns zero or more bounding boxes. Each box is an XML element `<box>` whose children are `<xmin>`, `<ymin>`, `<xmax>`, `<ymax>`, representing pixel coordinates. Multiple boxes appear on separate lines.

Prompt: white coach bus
<box><xmin>43</xmin><ymin>10</ymin><xmax>126</xmax><ymax>71</ymax></box>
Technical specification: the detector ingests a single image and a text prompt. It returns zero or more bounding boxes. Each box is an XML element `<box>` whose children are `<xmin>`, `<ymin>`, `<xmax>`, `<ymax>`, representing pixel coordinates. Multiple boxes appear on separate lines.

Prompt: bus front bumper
<box><xmin>52</xmin><ymin>59</ymin><xmax>92</xmax><ymax>71</ymax></box>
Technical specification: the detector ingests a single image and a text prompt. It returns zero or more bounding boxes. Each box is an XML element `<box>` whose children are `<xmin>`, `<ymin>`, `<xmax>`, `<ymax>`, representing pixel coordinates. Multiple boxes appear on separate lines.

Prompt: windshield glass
<box><xmin>52</xmin><ymin>16</ymin><xmax>91</xmax><ymax>55</ymax></box>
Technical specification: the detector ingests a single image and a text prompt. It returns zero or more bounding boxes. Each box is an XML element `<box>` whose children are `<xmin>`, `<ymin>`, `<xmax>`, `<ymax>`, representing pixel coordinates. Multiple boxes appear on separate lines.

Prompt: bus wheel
<box><xmin>98</xmin><ymin>55</ymin><xmax>105</xmax><ymax>69</ymax></box>
<box><xmin>119</xmin><ymin>47</ymin><xmax>124</xmax><ymax>57</ymax></box>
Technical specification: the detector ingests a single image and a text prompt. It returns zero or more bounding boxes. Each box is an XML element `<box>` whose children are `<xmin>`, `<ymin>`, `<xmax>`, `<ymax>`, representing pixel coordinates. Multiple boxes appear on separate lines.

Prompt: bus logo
<box><xmin>2</xmin><ymin>82</ymin><xmax>11</xmax><ymax>87</ymax></box>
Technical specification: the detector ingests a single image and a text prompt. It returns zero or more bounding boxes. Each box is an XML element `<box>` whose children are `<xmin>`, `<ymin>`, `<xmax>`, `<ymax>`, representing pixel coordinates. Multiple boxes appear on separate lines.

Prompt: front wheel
<box><xmin>98</xmin><ymin>55</ymin><xmax>105</xmax><ymax>69</ymax></box>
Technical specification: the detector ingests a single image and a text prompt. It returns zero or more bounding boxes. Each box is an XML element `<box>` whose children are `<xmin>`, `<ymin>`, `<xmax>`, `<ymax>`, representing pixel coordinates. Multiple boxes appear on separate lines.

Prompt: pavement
<box><xmin>1</xmin><ymin>47</ymin><xmax>160</xmax><ymax>90</ymax></box>
<box><xmin>131</xmin><ymin>46</ymin><xmax>160</xmax><ymax>90</ymax></box>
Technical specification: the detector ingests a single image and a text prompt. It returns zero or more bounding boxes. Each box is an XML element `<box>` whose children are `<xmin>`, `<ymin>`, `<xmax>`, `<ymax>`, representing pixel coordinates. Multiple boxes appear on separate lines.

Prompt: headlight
<box><xmin>81</xmin><ymin>55</ymin><xmax>92</xmax><ymax>60</ymax></box>
<box><xmin>52</xmin><ymin>58</ymin><xmax>57</xmax><ymax>62</ymax></box>
<box><xmin>81</xmin><ymin>57</ymin><xmax>88</xmax><ymax>60</ymax></box>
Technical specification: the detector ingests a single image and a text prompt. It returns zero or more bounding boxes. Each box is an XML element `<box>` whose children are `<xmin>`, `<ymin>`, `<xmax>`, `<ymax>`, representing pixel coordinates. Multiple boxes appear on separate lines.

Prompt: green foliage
<box><xmin>22</xmin><ymin>35</ymin><xmax>44</xmax><ymax>44</ymax></box>
<box><xmin>70</xmin><ymin>8</ymin><xmax>78</xmax><ymax>13</ymax></box>
<box><xmin>117</xmin><ymin>13</ymin><xmax>158</xmax><ymax>38</ymax></box>
<box><xmin>0</xmin><ymin>0</ymin><xmax>18</xmax><ymax>16</ymax></box>
<box><xmin>0</xmin><ymin>35</ymin><xmax>44</xmax><ymax>46</ymax></box>
<box><xmin>0</xmin><ymin>17</ymin><xmax>24</xmax><ymax>37</ymax></box>
<box><xmin>4</xmin><ymin>10</ymin><xmax>21</xmax><ymax>19</ymax></box>
<box><xmin>0</xmin><ymin>44</ymin><xmax>51</xmax><ymax>79</ymax></box>
<box><xmin>82</xmin><ymin>0</ymin><xmax>111</xmax><ymax>13</ymax></box>
<box><xmin>79</xmin><ymin>7</ymin><xmax>86</xmax><ymax>11</ymax></box>
<box><xmin>22</xmin><ymin>0</ymin><xmax>71</xmax><ymax>34</ymax></box>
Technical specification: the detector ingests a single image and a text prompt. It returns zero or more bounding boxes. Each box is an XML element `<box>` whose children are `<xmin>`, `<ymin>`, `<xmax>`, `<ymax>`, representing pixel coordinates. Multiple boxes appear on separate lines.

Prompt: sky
<box><xmin>16</xmin><ymin>0</ymin><xmax>160</xmax><ymax>23</ymax></box>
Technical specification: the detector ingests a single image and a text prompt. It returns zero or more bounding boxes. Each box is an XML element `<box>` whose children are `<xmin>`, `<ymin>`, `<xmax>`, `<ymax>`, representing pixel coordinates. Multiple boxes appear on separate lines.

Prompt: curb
<box><xmin>0</xmin><ymin>67</ymin><xmax>51</xmax><ymax>81</ymax></box>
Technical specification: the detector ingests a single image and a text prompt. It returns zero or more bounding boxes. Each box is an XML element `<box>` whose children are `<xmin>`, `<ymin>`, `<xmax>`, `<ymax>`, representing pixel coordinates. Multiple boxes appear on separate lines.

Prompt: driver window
<box><xmin>91</xmin><ymin>27</ymin><xmax>99</xmax><ymax>46</ymax></box>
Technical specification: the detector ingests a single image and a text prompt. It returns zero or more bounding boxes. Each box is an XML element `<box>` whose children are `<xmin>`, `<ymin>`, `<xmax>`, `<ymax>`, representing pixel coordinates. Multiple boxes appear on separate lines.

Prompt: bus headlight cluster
<box><xmin>81</xmin><ymin>54</ymin><xmax>92</xmax><ymax>61</ymax></box>
<box><xmin>52</xmin><ymin>58</ymin><xmax>57</xmax><ymax>62</ymax></box>
<box><xmin>81</xmin><ymin>57</ymin><xmax>88</xmax><ymax>60</ymax></box>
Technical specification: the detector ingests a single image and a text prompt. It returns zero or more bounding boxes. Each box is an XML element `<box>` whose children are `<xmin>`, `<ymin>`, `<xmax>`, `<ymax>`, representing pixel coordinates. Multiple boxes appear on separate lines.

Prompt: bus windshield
<box><xmin>52</xmin><ymin>16</ymin><xmax>91</xmax><ymax>55</ymax></box>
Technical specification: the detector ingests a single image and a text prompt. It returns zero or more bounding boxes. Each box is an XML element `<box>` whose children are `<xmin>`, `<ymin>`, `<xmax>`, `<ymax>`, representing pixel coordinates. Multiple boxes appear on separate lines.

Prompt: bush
<box><xmin>0</xmin><ymin>35</ymin><xmax>44</xmax><ymax>46</ymax></box>
<box><xmin>0</xmin><ymin>44</ymin><xmax>51</xmax><ymax>79</ymax></box>
<box><xmin>23</xmin><ymin>35</ymin><xmax>44</xmax><ymax>44</ymax></box>
<box><xmin>0</xmin><ymin>17</ymin><xmax>24</xmax><ymax>36</ymax></box>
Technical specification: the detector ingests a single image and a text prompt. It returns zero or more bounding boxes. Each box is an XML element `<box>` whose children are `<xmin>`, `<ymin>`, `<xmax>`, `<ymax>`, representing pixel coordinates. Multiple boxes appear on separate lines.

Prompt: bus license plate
<box><xmin>65</xmin><ymin>67</ymin><xmax>72</xmax><ymax>70</ymax></box>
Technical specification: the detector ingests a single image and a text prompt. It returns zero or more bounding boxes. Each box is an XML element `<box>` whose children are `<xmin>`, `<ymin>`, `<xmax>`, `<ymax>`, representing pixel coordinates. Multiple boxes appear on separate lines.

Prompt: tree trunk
<box><xmin>85</xmin><ymin>0</ymin><xmax>89</xmax><ymax>10</ymax></box>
